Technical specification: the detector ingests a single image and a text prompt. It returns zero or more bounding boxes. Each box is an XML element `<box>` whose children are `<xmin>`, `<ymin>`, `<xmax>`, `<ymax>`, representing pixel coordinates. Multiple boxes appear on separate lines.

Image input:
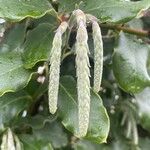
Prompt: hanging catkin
<box><xmin>92</xmin><ymin>21</ymin><xmax>103</xmax><ymax>93</ymax></box>
<box><xmin>1</xmin><ymin>133</ymin><xmax>7</xmax><ymax>150</ymax></box>
<box><xmin>74</xmin><ymin>9</ymin><xmax>91</xmax><ymax>137</ymax></box>
<box><xmin>48</xmin><ymin>22</ymin><xmax>68</xmax><ymax>114</ymax></box>
<box><xmin>7</xmin><ymin>128</ymin><xmax>15</xmax><ymax>150</ymax></box>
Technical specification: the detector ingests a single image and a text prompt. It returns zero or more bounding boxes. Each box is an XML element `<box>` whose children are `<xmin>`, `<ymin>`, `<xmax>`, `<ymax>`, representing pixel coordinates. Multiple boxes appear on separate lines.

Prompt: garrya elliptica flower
<box><xmin>14</xmin><ymin>135</ymin><xmax>22</xmax><ymax>150</ymax></box>
<box><xmin>74</xmin><ymin>9</ymin><xmax>91</xmax><ymax>137</ymax></box>
<box><xmin>1</xmin><ymin>128</ymin><xmax>15</xmax><ymax>150</ymax></box>
<box><xmin>92</xmin><ymin>21</ymin><xmax>103</xmax><ymax>92</ymax></box>
<box><xmin>48</xmin><ymin>21</ymin><xmax>68</xmax><ymax>114</ymax></box>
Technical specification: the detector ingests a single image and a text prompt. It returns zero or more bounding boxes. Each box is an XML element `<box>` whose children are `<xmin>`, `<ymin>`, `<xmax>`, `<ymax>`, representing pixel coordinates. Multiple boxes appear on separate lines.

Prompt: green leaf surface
<box><xmin>22</xmin><ymin>23</ymin><xmax>55</xmax><ymax>69</ymax></box>
<box><xmin>135</xmin><ymin>87</ymin><xmax>150</xmax><ymax>132</ymax></box>
<box><xmin>58</xmin><ymin>76</ymin><xmax>110</xmax><ymax>143</ymax></box>
<box><xmin>0</xmin><ymin>91</ymin><xmax>32</xmax><ymax>131</ymax></box>
<box><xmin>0</xmin><ymin>23</ymin><xmax>26</xmax><ymax>52</ymax></box>
<box><xmin>0</xmin><ymin>52</ymin><xmax>33</xmax><ymax>96</ymax></box>
<box><xmin>20</xmin><ymin>134</ymin><xmax>54</xmax><ymax>150</ymax></box>
<box><xmin>58</xmin><ymin>0</ymin><xmax>150</xmax><ymax>23</ymax></box>
<box><xmin>113</xmin><ymin>32</ymin><xmax>150</xmax><ymax>93</ymax></box>
<box><xmin>0</xmin><ymin>0</ymin><xmax>56</xmax><ymax>22</ymax></box>
<box><xmin>33</xmin><ymin>122</ymin><xmax>68</xmax><ymax>148</ymax></box>
<box><xmin>19</xmin><ymin>121</ymin><xmax>68</xmax><ymax>149</ymax></box>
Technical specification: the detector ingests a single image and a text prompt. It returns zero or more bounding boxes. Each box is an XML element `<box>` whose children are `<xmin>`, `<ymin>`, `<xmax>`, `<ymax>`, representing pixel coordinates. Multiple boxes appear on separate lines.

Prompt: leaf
<box><xmin>112</xmin><ymin>32</ymin><xmax>150</xmax><ymax>93</ymax></box>
<box><xmin>19</xmin><ymin>121</ymin><xmax>68</xmax><ymax>149</ymax></box>
<box><xmin>33</xmin><ymin>122</ymin><xmax>68</xmax><ymax>148</ymax></box>
<box><xmin>58</xmin><ymin>0</ymin><xmax>150</xmax><ymax>23</ymax></box>
<box><xmin>0</xmin><ymin>52</ymin><xmax>33</xmax><ymax>96</ymax></box>
<box><xmin>58</xmin><ymin>76</ymin><xmax>110</xmax><ymax>143</ymax></box>
<box><xmin>22</xmin><ymin>23</ymin><xmax>55</xmax><ymax>69</ymax></box>
<box><xmin>73</xmin><ymin>140</ymin><xmax>108</xmax><ymax>150</ymax></box>
<box><xmin>0</xmin><ymin>23</ymin><xmax>26</xmax><ymax>52</ymax></box>
<box><xmin>0</xmin><ymin>91</ymin><xmax>32</xmax><ymax>131</ymax></box>
<box><xmin>20</xmin><ymin>134</ymin><xmax>54</xmax><ymax>150</ymax></box>
<box><xmin>135</xmin><ymin>87</ymin><xmax>150</xmax><ymax>132</ymax></box>
<box><xmin>0</xmin><ymin>0</ymin><xmax>56</xmax><ymax>22</ymax></box>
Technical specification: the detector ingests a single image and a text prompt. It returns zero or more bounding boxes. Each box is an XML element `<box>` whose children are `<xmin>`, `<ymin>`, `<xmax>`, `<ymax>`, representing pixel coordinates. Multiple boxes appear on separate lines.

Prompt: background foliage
<box><xmin>0</xmin><ymin>0</ymin><xmax>150</xmax><ymax>149</ymax></box>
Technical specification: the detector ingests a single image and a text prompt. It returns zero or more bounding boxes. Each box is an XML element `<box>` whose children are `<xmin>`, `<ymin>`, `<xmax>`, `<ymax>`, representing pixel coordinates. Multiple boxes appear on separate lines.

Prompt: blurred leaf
<box><xmin>58</xmin><ymin>76</ymin><xmax>110</xmax><ymax>143</ymax></box>
<box><xmin>135</xmin><ymin>87</ymin><xmax>150</xmax><ymax>132</ymax></box>
<box><xmin>0</xmin><ymin>52</ymin><xmax>33</xmax><ymax>96</ymax></box>
<box><xmin>20</xmin><ymin>134</ymin><xmax>54</xmax><ymax>150</ymax></box>
<box><xmin>58</xmin><ymin>0</ymin><xmax>150</xmax><ymax>23</ymax></box>
<box><xmin>0</xmin><ymin>91</ymin><xmax>32</xmax><ymax>131</ymax></box>
<box><xmin>73</xmin><ymin>140</ymin><xmax>108</xmax><ymax>150</ymax></box>
<box><xmin>113</xmin><ymin>32</ymin><xmax>150</xmax><ymax>93</ymax></box>
<box><xmin>0</xmin><ymin>0</ymin><xmax>56</xmax><ymax>22</ymax></box>
<box><xmin>22</xmin><ymin>23</ymin><xmax>55</xmax><ymax>69</ymax></box>
<box><xmin>139</xmin><ymin>138</ymin><xmax>150</xmax><ymax>150</ymax></box>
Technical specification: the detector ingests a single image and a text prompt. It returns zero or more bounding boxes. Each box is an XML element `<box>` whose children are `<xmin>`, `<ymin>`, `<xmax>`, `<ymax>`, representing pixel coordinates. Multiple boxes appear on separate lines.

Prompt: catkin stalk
<box><xmin>74</xmin><ymin>9</ymin><xmax>91</xmax><ymax>137</ymax></box>
<box><xmin>48</xmin><ymin>22</ymin><xmax>68</xmax><ymax>114</ymax></box>
<box><xmin>92</xmin><ymin>21</ymin><xmax>103</xmax><ymax>92</ymax></box>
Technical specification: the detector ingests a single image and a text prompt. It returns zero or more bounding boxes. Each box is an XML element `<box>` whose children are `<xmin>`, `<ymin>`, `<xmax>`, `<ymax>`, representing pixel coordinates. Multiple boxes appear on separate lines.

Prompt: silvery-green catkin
<box><xmin>7</xmin><ymin>128</ymin><xmax>15</xmax><ymax>150</ymax></box>
<box><xmin>48</xmin><ymin>22</ymin><xmax>68</xmax><ymax>114</ymax></box>
<box><xmin>92</xmin><ymin>21</ymin><xmax>103</xmax><ymax>93</ymax></box>
<box><xmin>14</xmin><ymin>135</ymin><xmax>22</xmax><ymax>150</ymax></box>
<box><xmin>74</xmin><ymin>9</ymin><xmax>91</xmax><ymax>137</ymax></box>
<box><xmin>1</xmin><ymin>133</ymin><xmax>7</xmax><ymax>150</ymax></box>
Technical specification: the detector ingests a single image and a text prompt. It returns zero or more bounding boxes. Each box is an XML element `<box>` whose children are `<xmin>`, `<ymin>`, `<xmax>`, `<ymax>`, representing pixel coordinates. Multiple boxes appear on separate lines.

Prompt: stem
<box><xmin>100</xmin><ymin>23</ymin><xmax>150</xmax><ymax>37</ymax></box>
<box><xmin>61</xmin><ymin>51</ymin><xmax>74</xmax><ymax>61</ymax></box>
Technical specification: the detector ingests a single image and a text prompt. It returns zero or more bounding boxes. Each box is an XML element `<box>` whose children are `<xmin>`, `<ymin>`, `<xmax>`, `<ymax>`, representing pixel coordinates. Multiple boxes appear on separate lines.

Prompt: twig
<box><xmin>100</xmin><ymin>23</ymin><xmax>150</xmax><ymax>37</ymax></box>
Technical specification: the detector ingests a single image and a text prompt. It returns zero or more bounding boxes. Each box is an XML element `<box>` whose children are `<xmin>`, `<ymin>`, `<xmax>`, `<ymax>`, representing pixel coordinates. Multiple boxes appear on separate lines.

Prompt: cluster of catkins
<box><xmin>1</xmin><ymin>128</ymin><xmax>22</xmax><ymax>150</ymax></box>
<box><xmin>48</xmin><ymin>9</ymin><xmax>103</xmax><ymax>137</ymax></box>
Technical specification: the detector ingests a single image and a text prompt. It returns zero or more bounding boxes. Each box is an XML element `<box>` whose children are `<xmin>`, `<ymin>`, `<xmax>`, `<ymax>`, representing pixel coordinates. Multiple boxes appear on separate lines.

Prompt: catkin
<box><xmin>1</xmin><ymin>128</ymin><xmax>16</xmax><ymax>150</ymax></box>
<box><xmin>48</xmin><ymin>21</ymin><xmax>68</xmax><ymax>114</ymax></box>
<box><xmin>74</xmin><ymin>9</ymin><xmax>91</xmax><ymax>137</ymax></box>
<box><xmin>1</xmin><ymin>133</ymin><xmax>7</xmax><ymax>150</ymax></box>
<box><xmin>92</xmin><ymin>21</ymin><xmax>103</xmax><ymax>93</ymax></box>
<box><xmin>14</xmin><ymin>135</ymin><xmax>22</xmax><ymax>150</ymax></box>
<box><xmin>7</xmin><ymin>128</ymin><xmax>15</xmax><ymax>150</ymax></box>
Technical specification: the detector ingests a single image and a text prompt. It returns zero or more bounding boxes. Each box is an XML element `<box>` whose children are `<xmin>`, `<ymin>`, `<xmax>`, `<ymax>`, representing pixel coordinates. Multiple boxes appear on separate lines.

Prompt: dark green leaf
<box><xmin>0</xmin><ymin>91</ymin><xmax>32</xmax><ymax>131</ymax></box>
<box><xmin>0</xmin><ymin>0</ymin><xmax>56</xmax><ymax>22</ymax></box>
<box><xmin>0</xmin><ymin>52</ymin><xmax>33</xmax><ymax>96</ymax></box>
<box><xmin>113</xmin><ymin>32</ymin><xmax>150</xmax><ymax>93</ymax></box>
<box><xmin>58</xmin><ymin>0</ymin><xmax>150</xmax><ymax>23</ymax></box>
<box><xmin>22</xmin><ymin>23</ymin><xmax>55</xmax><ymax>69</ymax></box>
<box><xmin>58</xmin><ymin>76</ymin><xmax>110</xmax><ymax>143</ymax></box>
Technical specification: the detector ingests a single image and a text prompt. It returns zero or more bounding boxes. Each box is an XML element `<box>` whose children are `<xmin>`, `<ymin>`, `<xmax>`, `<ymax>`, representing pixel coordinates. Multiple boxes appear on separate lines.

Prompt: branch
<box><xmin>100</xmin><ymin>23</ymin><xmax>150</xmax><ymax>37</ymax></box>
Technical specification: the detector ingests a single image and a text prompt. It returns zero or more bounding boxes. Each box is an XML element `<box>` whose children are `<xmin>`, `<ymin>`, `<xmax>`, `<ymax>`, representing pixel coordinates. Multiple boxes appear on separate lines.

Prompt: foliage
<box><xmin>0</xmin><ymin>0</ymin><xmax>150</xmax><ymax>149</ymax></box>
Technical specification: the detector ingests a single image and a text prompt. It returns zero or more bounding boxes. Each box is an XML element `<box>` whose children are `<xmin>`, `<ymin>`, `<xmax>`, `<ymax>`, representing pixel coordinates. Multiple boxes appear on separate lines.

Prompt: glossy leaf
<box><xmin>22</xmin><ymin>23</ymin><xmax>55</xmax><ymax>69</ymax></box>
<box><xmin>0</xmin><ymin>52</ymin><xmax>33</xmax><ymax>96</ymax></box>
<box><xmin>0</xmin><ymin>0</ymin><xmax>56</xmax><ymax>22</ymax></box>
<box><xmin>113</xmin><ymin>32</ymin><xmax>150</xmax><ymax>93</ymax></box>
<box><xmin>0</xmin><ymin>91</ymin><xmax>32</xmax><ymax>131</ymax></box>
<box><xmin>58</xmin><ymin>0</ymin><xmax>150</xmax><ymax>23</ymax></box>
<box><xmin>58</xmin><ymin>76</ymin><xmax>110</xmax><ymax>143</ymax></box>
